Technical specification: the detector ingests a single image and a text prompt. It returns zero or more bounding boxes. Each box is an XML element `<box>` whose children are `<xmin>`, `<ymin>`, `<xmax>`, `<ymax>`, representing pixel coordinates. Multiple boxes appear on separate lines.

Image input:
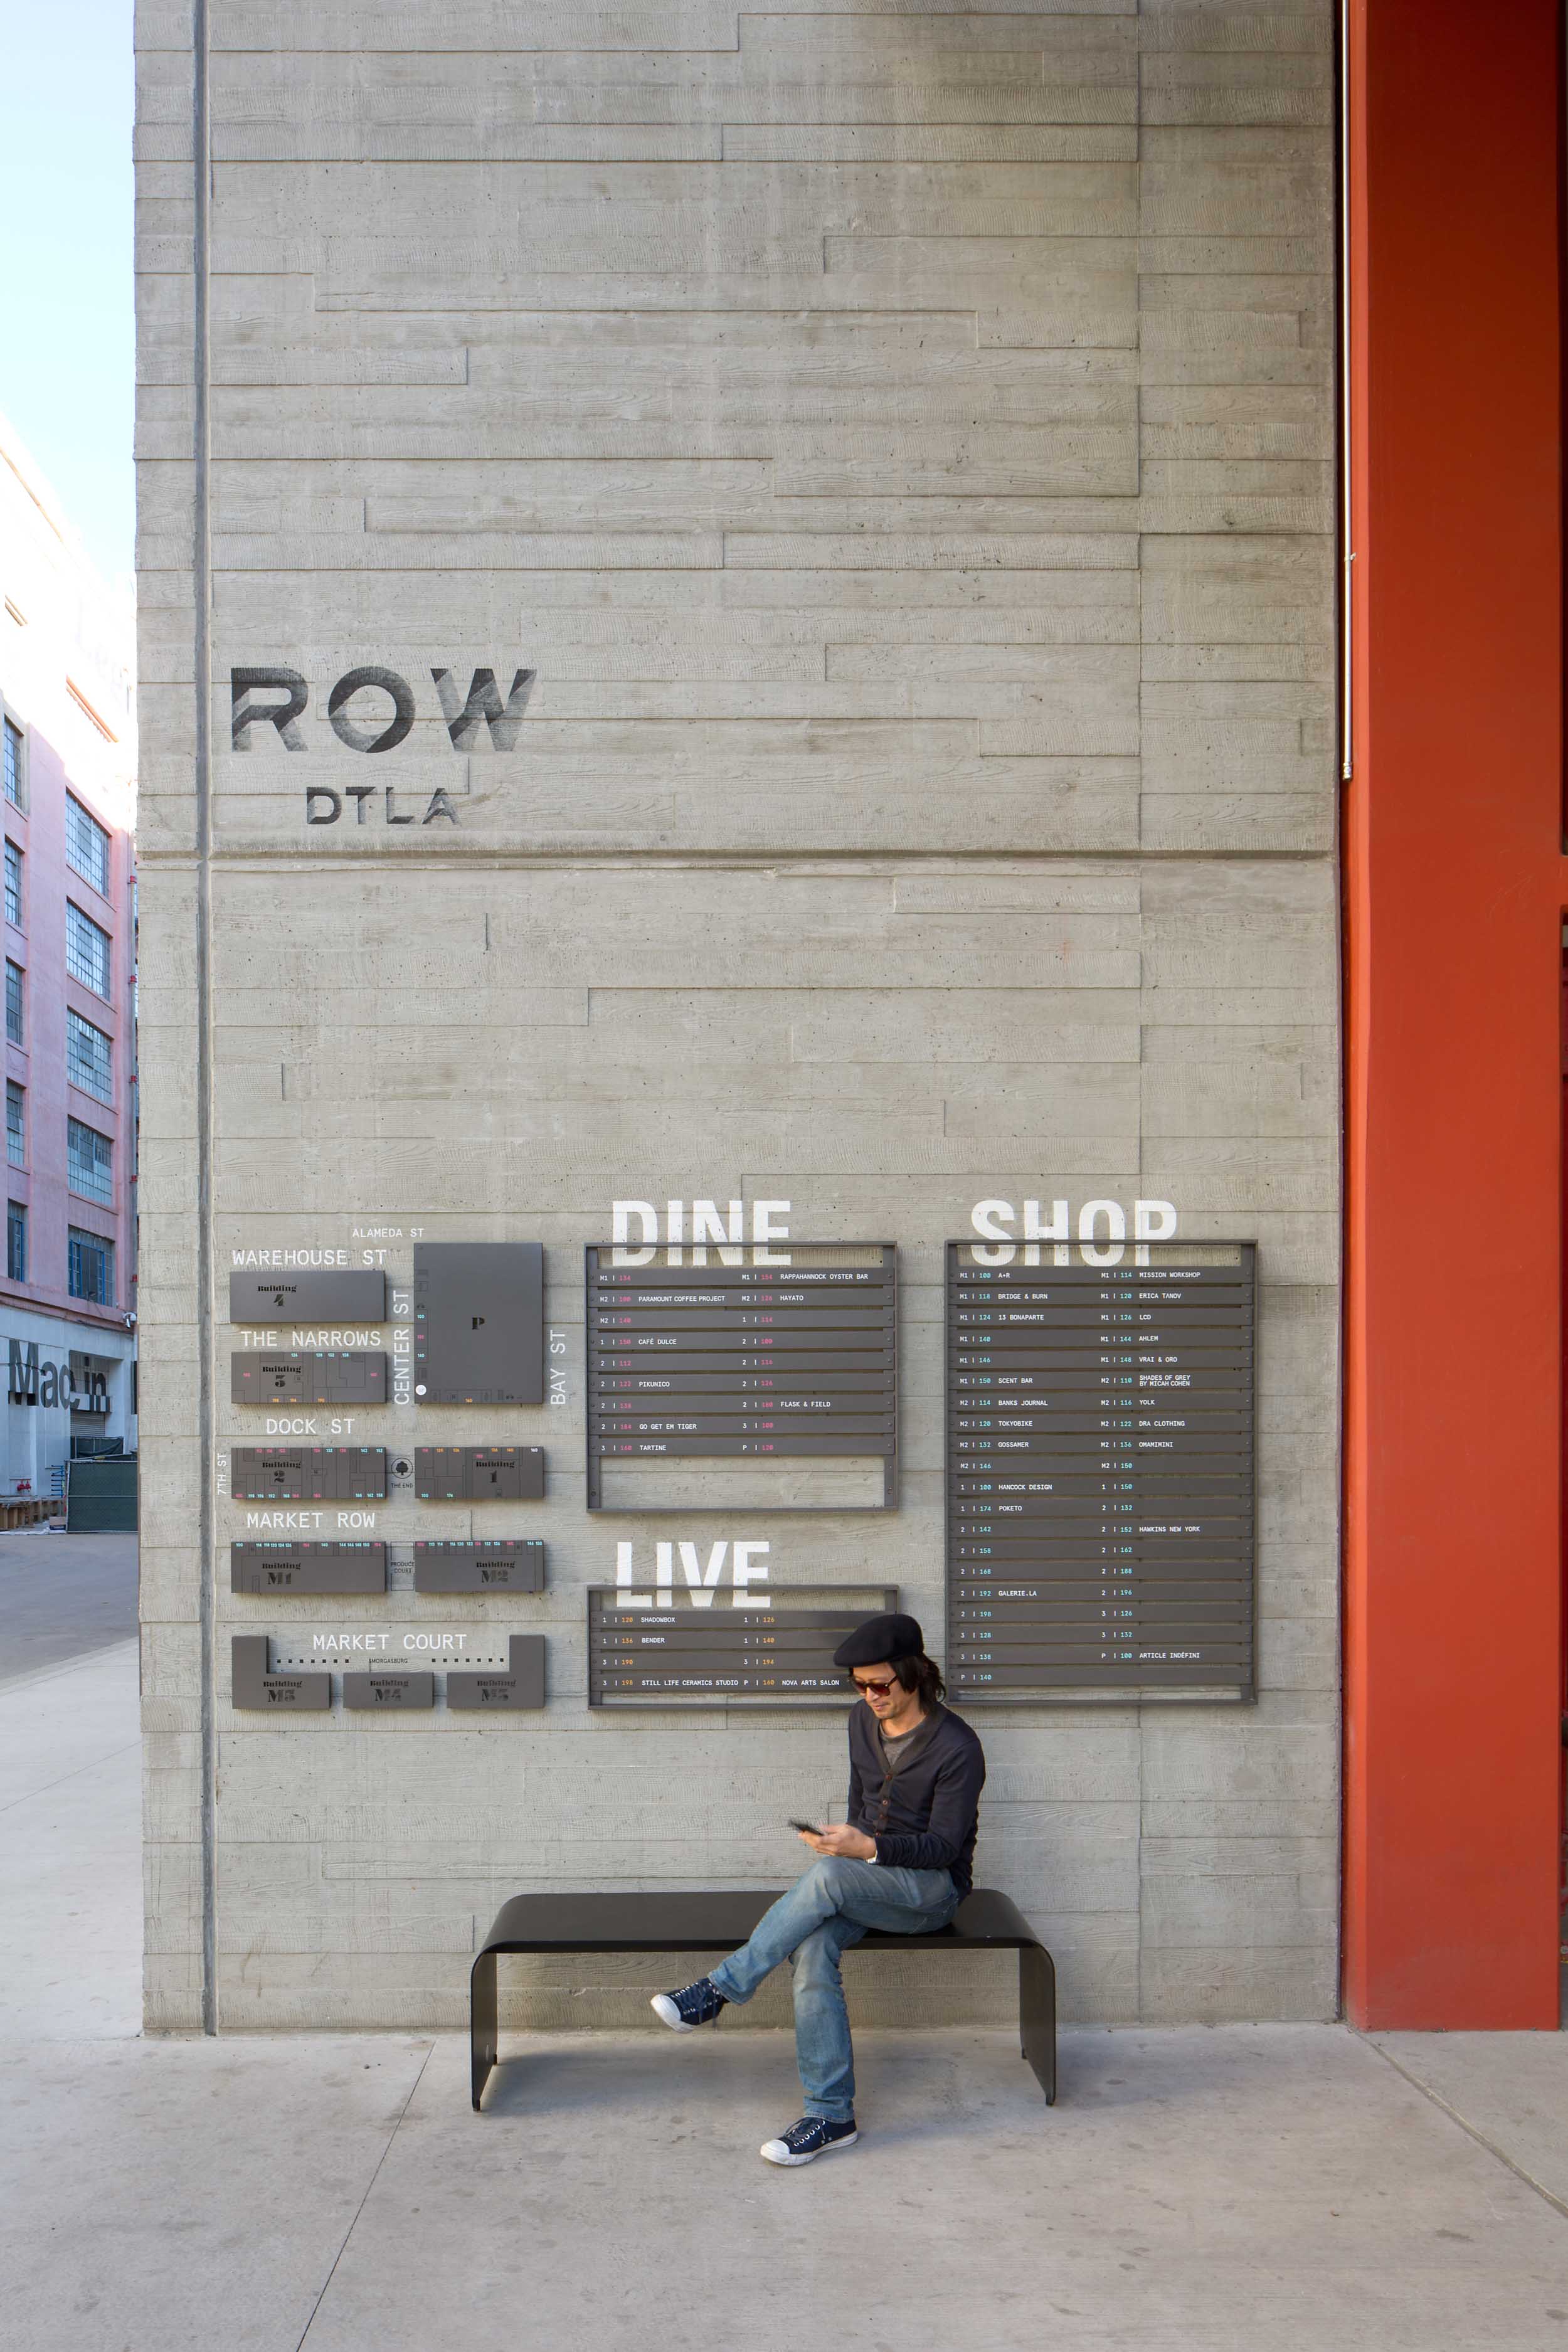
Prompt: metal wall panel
<box><xmin>413</xmin><ymin>1241</ymin><xmax>543</xmax><ymax>1404</ymax></box>
<box><xmin>946</xmin><ymin>1242</ymin><xmax>1256</xmax><ymax>1705</ymax></box>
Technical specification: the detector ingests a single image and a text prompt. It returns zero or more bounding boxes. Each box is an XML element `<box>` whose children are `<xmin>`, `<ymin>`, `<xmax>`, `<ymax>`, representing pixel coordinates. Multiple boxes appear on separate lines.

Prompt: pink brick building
<box><xmin>0</xmin><ymin>417</ymin><xmax>137</xmax><ymax>1492</ymax></box>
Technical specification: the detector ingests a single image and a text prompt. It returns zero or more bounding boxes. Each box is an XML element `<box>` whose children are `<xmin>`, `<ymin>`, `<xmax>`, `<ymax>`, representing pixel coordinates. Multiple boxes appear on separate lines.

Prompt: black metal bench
<box><xmin>470</xmin><ymin>1888</ymin><xmax>1056</xmax><ymax>2111</ymax></box>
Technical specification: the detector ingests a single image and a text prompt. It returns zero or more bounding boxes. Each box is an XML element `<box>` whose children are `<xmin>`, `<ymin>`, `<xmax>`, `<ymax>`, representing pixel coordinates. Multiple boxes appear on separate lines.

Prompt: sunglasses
<box><xmin>851</xmin><ymin>1675</ymin><xmax>900</xmax><ymax>1697</ymax></box>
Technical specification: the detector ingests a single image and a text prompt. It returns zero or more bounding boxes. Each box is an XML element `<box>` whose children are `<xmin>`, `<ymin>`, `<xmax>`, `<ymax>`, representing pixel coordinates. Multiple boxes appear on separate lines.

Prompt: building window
<box><xmin>67</xmin><ymin>1116</ymin><xmax>113</xmax><ymax>1205</ymax></box>
<box><xmin>66</xmin><ymin>1007</ymin><xmax>112</xmax><ymax>1103</ymax></box>
<box><xmin>65</xmin><ymin>796</ymin><xmax>110</xmax><ymax>894</ymax></box>
<box><xmin>6</xmin><ymin>1083</ymin><xmax>23</xmax><ymax>1168</ymax></box>
<box><xmin>3</xmin><ymin>719</ymin><xmax>22</xmax><ymax>812</ymax></box>
<box><xmin>68</xmin><ymin>1226</ymin><xmax>113</xmax><ymax>1305</ymax></box>
<box><xmin>4</xmin><ymin>840</ymin><xmax>21</xmax><ymax>929</ymax></box>
<box><xmin>7</xmin><ymin>1201</ymin><xmax>25</xmax><ymax>1283</ymax></box>
<box><xmin>65</xmin><ymin>902</ymin><xmax>111</xmax><ymax>998</ymax></box>
<box><xmin>5</xmin><ymin>960</ymin><xmax>21</xmax><ymax>1047</ymax></box>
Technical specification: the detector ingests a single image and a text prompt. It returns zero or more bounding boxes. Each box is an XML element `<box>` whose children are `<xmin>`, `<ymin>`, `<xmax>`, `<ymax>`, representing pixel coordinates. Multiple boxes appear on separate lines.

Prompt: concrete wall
<box><xmin>135</xmin><ymin>1</ymin><xmax>1338</xmax><ymax>2030</ymax></box>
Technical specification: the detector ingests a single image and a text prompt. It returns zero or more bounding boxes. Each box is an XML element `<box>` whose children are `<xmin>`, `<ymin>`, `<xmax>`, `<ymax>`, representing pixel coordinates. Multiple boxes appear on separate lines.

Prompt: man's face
<box><xmin>850</xmin><ymin>1661</ymin><xmax>903</xmax><ymax>1721</ymax></box>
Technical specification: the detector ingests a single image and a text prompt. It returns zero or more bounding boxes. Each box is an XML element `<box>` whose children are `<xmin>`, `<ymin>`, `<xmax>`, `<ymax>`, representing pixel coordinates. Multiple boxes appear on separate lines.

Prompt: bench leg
<box><xmin>1019</xmin><ymin>1942</ymin><xmax>1057</xmax><ymax>2106</ymax></box>
<box><xmin>471</xmin><ymin>1949</ymin><xmax>499</xmax><ymax>2112</ymax></box>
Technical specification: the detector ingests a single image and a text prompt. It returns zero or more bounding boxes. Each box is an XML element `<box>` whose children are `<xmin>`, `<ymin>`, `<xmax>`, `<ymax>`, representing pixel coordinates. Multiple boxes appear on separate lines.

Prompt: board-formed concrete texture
<box><xmin>134</xmin><ymin>2</ymin><xmax>1338</xmax><ymax>2030</ymax></box>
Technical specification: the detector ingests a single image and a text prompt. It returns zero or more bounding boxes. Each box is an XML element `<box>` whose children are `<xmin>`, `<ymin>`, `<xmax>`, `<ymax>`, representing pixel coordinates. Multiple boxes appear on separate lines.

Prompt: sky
<box><xmin>0</xmin><ymin>0</ymin><xmax>135</xmax><ymax>590</ymax></box>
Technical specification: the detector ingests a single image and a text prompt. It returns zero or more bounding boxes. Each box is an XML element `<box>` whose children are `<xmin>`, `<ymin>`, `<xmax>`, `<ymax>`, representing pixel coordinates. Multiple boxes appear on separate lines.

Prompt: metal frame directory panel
<box><xmin>945</xmin><ymin>1241</ymin><xmax>1257</xmax><ymax>1705</ymax></box>
<box><xmin>585</xmin><ymin>1243</ymin><xmax>899</xmax><ymax>1510</ymax></box>
<box><xmin>588</xmin><ymin>1584</ymin><xmax>899</xmax><ymax>1708</ymax></box>
<box><xmin>230</xmin><ymin>1352</ymin><xmax>388</xmax><ymax>1407</ymax></box>
<box><xmin>413</xmin><ymin>1242</ymin><xmax>544</xmax><ymax>1406</ymax></box>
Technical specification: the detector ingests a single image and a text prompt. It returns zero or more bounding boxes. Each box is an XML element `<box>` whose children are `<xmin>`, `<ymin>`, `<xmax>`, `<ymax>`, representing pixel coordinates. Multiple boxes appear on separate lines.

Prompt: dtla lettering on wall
<box><xmin>229</xmin><ymin>662</ymin><xmax>539</xmax><ymax>829</ymax></box>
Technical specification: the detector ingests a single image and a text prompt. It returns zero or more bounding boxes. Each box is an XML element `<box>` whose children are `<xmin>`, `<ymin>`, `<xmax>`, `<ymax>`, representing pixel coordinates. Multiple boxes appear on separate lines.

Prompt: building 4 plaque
<box><xmin>585</xmin><ymin>1244</ymin><xmax>899</xmax><ymax>1509</ymax></box>
<box><xmin>944</xmin><ymin>1241</ymin><xmax>1257</xmax><ymax>1703</ymax></box>
<box><xmin>229</xmin><ymin>1268</ymin><xmax>387</xmax><ymax>1323</ymax></box>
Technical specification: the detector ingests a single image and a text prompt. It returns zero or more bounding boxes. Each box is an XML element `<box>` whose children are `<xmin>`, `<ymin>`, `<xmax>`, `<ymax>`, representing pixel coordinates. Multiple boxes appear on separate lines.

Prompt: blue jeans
<box><xmin>708</xmin><ymin>1857</ymin><xmax>960</xmax><ymax>2122</ymax></box>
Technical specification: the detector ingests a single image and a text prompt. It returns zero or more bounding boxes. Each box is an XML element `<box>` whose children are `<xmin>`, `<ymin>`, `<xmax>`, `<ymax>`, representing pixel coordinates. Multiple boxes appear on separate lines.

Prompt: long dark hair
<box><xmin>893</xmin><ymin>1652</ymin><xmax>946</xmax><ymax>1714</ymax></box>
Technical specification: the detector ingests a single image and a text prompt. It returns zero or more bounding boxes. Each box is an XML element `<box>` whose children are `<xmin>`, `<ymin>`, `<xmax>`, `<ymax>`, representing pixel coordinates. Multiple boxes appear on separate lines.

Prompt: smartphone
<box><xmin>788</xmin><ymin>1818</ymin><xmax>823</xmax><ymax>1836</ymax></box>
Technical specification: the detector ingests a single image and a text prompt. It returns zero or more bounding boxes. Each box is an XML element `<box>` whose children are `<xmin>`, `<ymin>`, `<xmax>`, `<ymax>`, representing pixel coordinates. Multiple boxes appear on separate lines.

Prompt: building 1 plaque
<box><xmin>413</xmin><ymin>1446</ymin><xmax>545</xmax><ymax>1502</ymax></box>
<box><xmin>588</xmin><ymin>1583</ymin><xmax>898</xmax><ymax>1708</ymax></box>
<box><xmin>585</xmin><ymin>1244</ymin><xmax>899</xmax><ymax>1509</ymax></box>
<box><xmin>944</xmin><ymin>1241</ymin><xmax>1257</xmax><ymax>1704</ymax></box>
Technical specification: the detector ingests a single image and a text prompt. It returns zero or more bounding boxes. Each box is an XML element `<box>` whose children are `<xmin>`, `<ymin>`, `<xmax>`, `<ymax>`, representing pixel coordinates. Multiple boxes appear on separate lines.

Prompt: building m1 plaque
<box><xmin>230</xmin><ymin>1446</ymin><xmax>388</xmax><ymax>1501</ymax></box>
<box><xmin>230</xmin><ymin>1540</ymin><xmax>388</xmax><ymax>1595</ymax></box>
<box><xmin>589</xmin><ymin>1584</ymin><xmax>898</xmax><ymax>1708</ymax></box>
<box><xmin>585</xmin><ymin>1244</ymin><xmax>899</xmax><ymax>1510</ymax></box>
<box><xmin>945</xmin><ymin>1241</ymin><xmax>1257</xmax><ymax>1704</ymax></box>
<box><xmin>413</xmin><ymin>1242</ymin><xmax>544</xmax><ymax>1406</ymax></box>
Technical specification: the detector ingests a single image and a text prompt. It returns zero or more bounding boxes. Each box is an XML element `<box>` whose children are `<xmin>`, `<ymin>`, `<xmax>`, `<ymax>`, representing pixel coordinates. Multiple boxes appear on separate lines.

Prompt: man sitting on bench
<box><xmin>652</xmin><ymin>1611</ymin><xmax>987</xmax><ymax>2167</ymax></box>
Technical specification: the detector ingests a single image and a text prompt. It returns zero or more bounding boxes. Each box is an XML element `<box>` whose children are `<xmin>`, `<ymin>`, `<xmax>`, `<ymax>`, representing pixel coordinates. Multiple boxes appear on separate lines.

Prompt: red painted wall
<box><xmin>1343</xmin><ymin>0</ymin><xmax>1564</xmax><ymax>2026</ymax></box>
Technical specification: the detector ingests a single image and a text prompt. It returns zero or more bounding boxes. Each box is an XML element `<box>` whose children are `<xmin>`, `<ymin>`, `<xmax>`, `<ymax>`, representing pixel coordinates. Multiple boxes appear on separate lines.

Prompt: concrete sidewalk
<box><xmin>2</xmin><ymin>1641</ymin><xmax>1566</xmax><ymax>2352</ymax></box>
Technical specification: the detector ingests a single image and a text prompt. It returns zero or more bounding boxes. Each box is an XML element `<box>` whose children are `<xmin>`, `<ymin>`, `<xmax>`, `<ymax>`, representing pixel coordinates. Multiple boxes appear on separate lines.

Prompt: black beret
<box><xmin>833</xmin><ymin>1611</ymin><xmax>925</xmax><ymax>1670</ymax></box>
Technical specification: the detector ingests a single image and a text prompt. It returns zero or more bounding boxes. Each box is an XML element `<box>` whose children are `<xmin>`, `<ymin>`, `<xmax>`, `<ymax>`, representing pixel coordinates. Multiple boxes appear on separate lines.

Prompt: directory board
<box><xmin>585</xmin><ymin>1244</ymin><xmax>898</xmax><ymax>1508</ymax></box>
<box><xmin>588</xmin><ymin>1584</ymin><xmax>898</xmax><ymax>1708</ymax></box>
<box><xmin>945</xmin><ymin>1241</ymin><xmax>1256</xmax><ymax>1703</ymax></box>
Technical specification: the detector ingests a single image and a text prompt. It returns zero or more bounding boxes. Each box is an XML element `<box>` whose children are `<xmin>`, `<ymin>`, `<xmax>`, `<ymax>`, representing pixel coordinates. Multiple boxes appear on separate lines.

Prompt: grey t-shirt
<box><xmin>876</xmin><ymin>1702</ymin><xmax>945</xmax><ymax>1783</ymax></box>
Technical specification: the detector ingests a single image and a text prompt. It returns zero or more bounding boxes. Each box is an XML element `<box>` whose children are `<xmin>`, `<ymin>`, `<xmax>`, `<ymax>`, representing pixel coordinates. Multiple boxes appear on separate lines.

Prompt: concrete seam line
<box><xmin>0</xmin><ymin>1633</ymin><xmax>140</xmax><ymax>1698</ymax></box>
<box><xmin>1355</xmin><ymin>2030</ymin><xmax>1568</xmax><ymax>2226</ymax></box>
<box><xmin>0</xmin><ymin>1739</ymin><xmax>139</xmax><ymax>1821</ymax></box>
<box><xmin>191</xmin><ymin>0</ymin><xmax>218</xmax><ymax>2040</ymax></box>
<box><xmin>293</xmin><ymin>2040</ymin><xmax>437</xmax><ymax>2350</ymax></box>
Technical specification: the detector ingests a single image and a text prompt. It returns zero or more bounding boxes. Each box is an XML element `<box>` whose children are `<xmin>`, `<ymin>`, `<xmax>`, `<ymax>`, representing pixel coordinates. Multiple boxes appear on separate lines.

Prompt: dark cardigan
<box><xmin>845</xmin><ymin>1703</ymin><xmax>986</xmax><ymax>1895</ymax></box>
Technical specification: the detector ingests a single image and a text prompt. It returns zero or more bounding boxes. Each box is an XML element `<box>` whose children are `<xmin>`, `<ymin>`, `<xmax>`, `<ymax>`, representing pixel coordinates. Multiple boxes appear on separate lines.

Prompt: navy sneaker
<box><xmin>760</xmin><ymin>2116</ymin><xmax>859</xmax><ymax>2167</ymax></box>
<box><xmin>650</xmin><ymin>1976</ymin><xmax>726</xmax><ymax>2032</ymax></box>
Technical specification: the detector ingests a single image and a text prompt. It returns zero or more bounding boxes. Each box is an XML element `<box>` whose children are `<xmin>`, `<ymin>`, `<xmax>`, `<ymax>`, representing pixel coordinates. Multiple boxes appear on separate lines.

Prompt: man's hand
<box><xmin>800</xmin><ymin>1823</ymin><xmax>876</xmax><ymax>1860</ymax></box>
